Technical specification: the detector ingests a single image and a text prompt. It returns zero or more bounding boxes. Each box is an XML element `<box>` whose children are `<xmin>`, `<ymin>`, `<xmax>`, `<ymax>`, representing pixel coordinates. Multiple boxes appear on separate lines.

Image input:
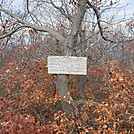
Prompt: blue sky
<box><xmin>118</xmin><ymin>0</ymin><xmax>134</xmax><ymax>19</ymax></box>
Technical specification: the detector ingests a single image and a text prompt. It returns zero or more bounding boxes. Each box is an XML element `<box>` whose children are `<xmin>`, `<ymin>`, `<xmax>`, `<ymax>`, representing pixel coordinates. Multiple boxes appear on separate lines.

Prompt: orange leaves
<box><xmin>0</xmin><ymin>56</ymin><xmax>133</xmax><ymax>133</ymax></box>
<box><xmin>21</xmin><ymin>79</ymin><xmax>35</xmax><ymax>89</ymax></box>
<box><xmin>82</xmin><ymin>112</ymin><xmax>88</xmax><ymax>121</ymax></box>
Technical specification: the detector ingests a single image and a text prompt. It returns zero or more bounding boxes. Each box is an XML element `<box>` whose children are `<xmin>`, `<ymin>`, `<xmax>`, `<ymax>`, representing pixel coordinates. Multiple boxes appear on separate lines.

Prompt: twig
<box><xmin>0</xmin><ymin>25</ymin><xmax>25</xmax><ymax>39</ymax></box>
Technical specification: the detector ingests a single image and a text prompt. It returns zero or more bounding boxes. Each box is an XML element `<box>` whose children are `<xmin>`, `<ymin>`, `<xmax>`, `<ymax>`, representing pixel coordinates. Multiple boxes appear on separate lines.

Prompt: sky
<box><xmin>3</xmin><ymin>0</ymin><xmax>134</xmax><ymax>20</ymax></box>
<box><xmin>11</xmin><ymin>0</ymin><xmax>134</xmax><ymax>18</ymax></box>
<box><xmin>117</xmin><ymin>0</ymin><xmax>134</xmax><ymax>19</ymax></box>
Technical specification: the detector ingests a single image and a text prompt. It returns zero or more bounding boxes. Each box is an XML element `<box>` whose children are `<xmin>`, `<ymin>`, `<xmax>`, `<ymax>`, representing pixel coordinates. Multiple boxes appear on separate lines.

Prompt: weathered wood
<box><xmin>48</xmin><ymin>56</ymin><xmax>87</xmax><ymax>75</ymax></box>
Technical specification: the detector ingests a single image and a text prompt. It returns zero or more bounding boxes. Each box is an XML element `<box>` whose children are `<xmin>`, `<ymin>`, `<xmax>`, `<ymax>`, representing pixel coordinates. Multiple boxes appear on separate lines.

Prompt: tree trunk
<box><xmin>56</xmin><ymin>75</ymin><xmax>74</xmax><ymax>114</ymax></box>
<box><xmin>78</xmin><ymin>75</ymin><xmax>86</xmax><ymax>98</ymax></box>
<box><xmin>56</xmin><ymin>0</ymin><xmax>87</xmax><ymax>114</ymax></box>
<box><xmin>56</xmin><ymin>75</ymin><xmax>69</xmax><ymax>98</ymax></box>
<box><xmin>78</xmin><ymin>26</ymin><xmax>87</xmax><ymax>99</ymax></box>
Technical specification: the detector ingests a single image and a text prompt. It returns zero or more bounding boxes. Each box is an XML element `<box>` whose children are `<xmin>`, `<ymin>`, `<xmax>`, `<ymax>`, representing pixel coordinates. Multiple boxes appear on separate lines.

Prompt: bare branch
<box><xmin>26</xmin><ymin>0</ymin><xmax>30</xmax><ymax>13</ymax></box>
<box><xmin>26</xmin><ymin>0</ymin><xmax>41</xmax><ymax>25</ymax></box>
<box><xmin>0</xmin><ymin>5</ymin><xmax>65</xmax><ymax>42</ymax></box>
<box><xmin>86</xmin><ymin>0</ymin><xmax>116</xmax><ymax>43</ymax></box>
<box><xmin>50</xmin><ymin>0</ymin><xmax>72</xmax><ymax>22</ymax></box>
<box><xmin>0</xmin><ymin>25</ymin><xmax>25</xmax><ymax>39</ymax></box>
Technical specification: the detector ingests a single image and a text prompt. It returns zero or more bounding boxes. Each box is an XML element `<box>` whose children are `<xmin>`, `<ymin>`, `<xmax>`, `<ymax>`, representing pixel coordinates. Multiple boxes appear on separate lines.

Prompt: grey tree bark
<box><xmin>55</xmin><ymin>0</ymin><xmax>87</xmax><ymax>113</ymax></box>
<box><xmin>78</xmin><ymin>26</ymin><xmax>87</xmax><ymax>99</ymax></box>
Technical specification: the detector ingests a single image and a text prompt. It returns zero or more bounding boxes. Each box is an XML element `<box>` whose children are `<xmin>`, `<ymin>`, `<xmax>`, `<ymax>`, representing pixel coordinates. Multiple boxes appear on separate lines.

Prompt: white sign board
<box><xmin>47</xmin><ymin>56</ymin><xmax>87</xmax><ymax>75</ymax></box>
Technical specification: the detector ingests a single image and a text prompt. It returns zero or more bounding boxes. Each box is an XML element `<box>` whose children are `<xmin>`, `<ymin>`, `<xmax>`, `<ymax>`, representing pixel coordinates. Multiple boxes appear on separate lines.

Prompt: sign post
<box><xmin>47</xmin><ymin>56</ymin><xmax>87</xmax><ymax>75</ymax></box>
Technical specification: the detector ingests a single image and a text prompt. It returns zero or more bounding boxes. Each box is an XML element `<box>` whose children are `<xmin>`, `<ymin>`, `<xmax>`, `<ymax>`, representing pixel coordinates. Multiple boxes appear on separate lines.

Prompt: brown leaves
<box><xmin>2</xmin><ymin>19</ymin><xmax>8</xmax><ymax>29</ymax></box>
<box><xmin>0</xmin><ymin>55</ymin><xmax>133</xmax><ymax>133</ymax></box>
<box><xmin>110</xmin><ymin>1</ymin><xmax>113</xmax><ymax>6</ymax></box>
<box><xmin>82</xmin><ymin>112</ymin><xmax>88</xmax><ymax>121</ymax></box>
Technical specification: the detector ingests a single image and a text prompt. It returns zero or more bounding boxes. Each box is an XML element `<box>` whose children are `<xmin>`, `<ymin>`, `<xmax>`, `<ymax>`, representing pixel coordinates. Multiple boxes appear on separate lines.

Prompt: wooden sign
<box><xmin>47</xmin><ymin>56</ymin><xmax>87</xmax><ymax>75</ymax></box>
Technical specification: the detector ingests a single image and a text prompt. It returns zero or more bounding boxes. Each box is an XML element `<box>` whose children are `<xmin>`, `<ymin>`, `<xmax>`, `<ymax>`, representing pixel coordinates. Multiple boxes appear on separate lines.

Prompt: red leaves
<box><xmin>2</xmin><ymin>23</ymin><xmax>6</xmax><ymax>29</ymax></box>
<box><xmin>55</xmin><ymin>39</ymin><xmax>59</xmax><ymax>45</ymax></box>
<box><xmin>6</xmin><ymin>19</ymin><xmax>9</xmax><ymax>23</ymax></box>
<box><xmin>27</xmin><ymin>59</ymin><xmax>31</xmax><ymax>62</ymax></box>
<box><xmin>28</xmin><ymin>29</ymin><xmax>34</xmax><ymax>35</ymax></box>
<box><xmin>7</xmin><ymin>62</ymin><xmax>14</xmax><ymax>66</ymax></box>
<box><xmin>51</xmin><ymin>89</ymin><xmax>57</xmax><ymax>96</ymax></box>
<box><xmin>2</xmin><ymin>19</ymin><xmax>8</xmax><ymax>29</ymax></box>
<box><xmin>0</xmin><ymin>49</ymin><xmax>4</xmax><ymax>53</ymax></box>
<box><xmin>73</xmin><ymin>1</ymin><xmax>76</xmax><ymax>5</ymax></box>
<box><xmin>18</xmin><ymin>100</ymin><xmax>23</xmax><ymax>107</ymax></box>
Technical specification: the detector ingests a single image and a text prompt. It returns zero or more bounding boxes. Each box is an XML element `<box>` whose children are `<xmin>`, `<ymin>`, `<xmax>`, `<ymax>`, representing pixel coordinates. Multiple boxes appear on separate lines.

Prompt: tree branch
<box><xmin>86</xmin><ymin>0</ymin><xmax>116</xmax><ymax>43</ymax></box>
<box><xmin>66</xmin><ymin>0</ymin><xmax>87</xmax><ymax>48</ymax></box>
<box><xmin>0</xmin><ymin>5</ymin><xmax>65</xmax><ymax>42</ymax></box>
<box><xmin>50</xmin><ymin>0</ymin><xmax>72</xmax><ymax>22</ymax></box>
<box><xmin>0</xmin><ymin>25</ymin><xmax>25</xmax><ymax>39</ymax></box>
<box><xmin>26</xmin><ymin>0</ymin><xmax>41</xmax><ymax>25</ymax></box>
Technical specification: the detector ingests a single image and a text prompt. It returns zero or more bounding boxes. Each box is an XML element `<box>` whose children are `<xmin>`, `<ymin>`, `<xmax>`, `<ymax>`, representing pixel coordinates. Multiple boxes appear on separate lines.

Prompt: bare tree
<box><xmin>0</xmin><ymin>0</ymin><xmax>132</xmax><ymax>114</ymax></box>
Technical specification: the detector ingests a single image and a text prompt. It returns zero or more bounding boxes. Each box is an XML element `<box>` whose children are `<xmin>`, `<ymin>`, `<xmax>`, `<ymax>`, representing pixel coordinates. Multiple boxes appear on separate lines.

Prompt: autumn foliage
<box><xmin>0</xmin><ymin>0</ymin><xmax>134</xmax><ymax>133</ymax></box>
<box><xmin>0</xmin><ymin>44</ymin><xmax>133</xmax><ymax>134</ymax></box>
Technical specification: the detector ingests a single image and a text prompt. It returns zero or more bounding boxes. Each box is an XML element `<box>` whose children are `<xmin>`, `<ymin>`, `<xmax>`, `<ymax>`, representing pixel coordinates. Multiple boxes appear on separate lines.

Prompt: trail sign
<box><xmin>47</xmin><ymin>56</ymin><xmax>87</xmax><ymax>75</ymax></box>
